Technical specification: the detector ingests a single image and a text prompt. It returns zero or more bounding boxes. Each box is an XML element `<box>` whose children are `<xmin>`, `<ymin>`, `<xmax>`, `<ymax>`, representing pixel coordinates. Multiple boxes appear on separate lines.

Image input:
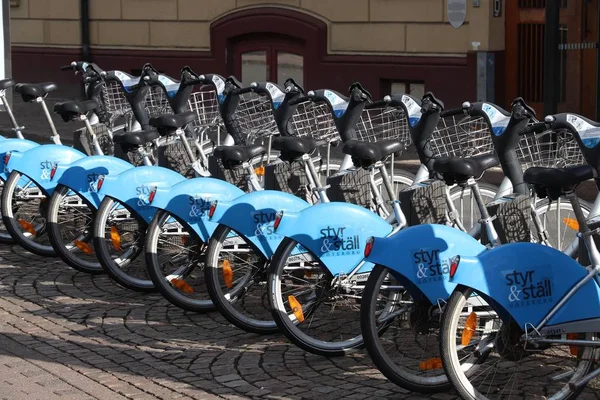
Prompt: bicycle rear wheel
<box><xmin>268</xmin><ymin>237</ymin><xmax>364</xmax><ymax>356</ymax></box>
<box><xmin>93</xmin><ymin>196</ymin><xmax>151</xmax><ymax>291</ymax></box>
<box><xmin>0</xmin><ymin>181</ymin><xmax>15</xmax><ymax>244</ymax></box>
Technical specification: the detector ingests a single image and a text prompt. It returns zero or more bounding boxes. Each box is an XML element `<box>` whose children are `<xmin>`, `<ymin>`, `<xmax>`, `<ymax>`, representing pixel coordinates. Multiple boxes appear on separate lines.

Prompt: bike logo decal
<box><xmin>136</xmin><ymin>185</ymin><xmax>157</xmax><ymax>207</ymax></box>
<box><xmin>212</xmin><ymin>75</ymin><xmax>226</xmax><ymax>103</ymax></box>
<box><xmin>252</xmin><ymin>210</ymin><xmax>282</xmax><ymax>239</ymax></box>
<box><xmin>265</xmin><ymin>83</ymin><xmax>285</xmax><ymax>110</ymax></box>
<box><xmin>319</xmin><ymin>225</ymin><xmax>360</xmax><ymax>257</ymax></box>
<box><xmin>188</xmin><ymin>195</ymin><xmax>211</xmax><ymax>222</ymax></box>
<box><xmin>413</xmin><ymin>248</ymin><xmax>452</xmax><ymax>284</ymax></box>
<box><xmin>323</xmin><ymin>90</ymin><xmax>349</xmax><ymax>118</ymax></box>
<box><xmin>40</xmin><ymin>160</ymin><xmax>58</xmax><ymax>181</ymax></box>
<box><xmin>567</xmin><ymin>113</ymin><xmax>600</xmax><ymax>148</ymax></box>
<box><xmin>482</xmin><ymin>103</ymin><xmax>510</xmax><ymax>136</ymax></box>
<box><xmin>401</xmin><ymin>95</ymin><xmax>422</xmax><ymax>127</ymax></box>
<box><xmin>505</xmin><ymin>269</ymin><xmax>553</xmax><ymax>308</ymax></box>
<box><xmin>87</xmin><ymin>172</ymin><xmax>104</xmax><ymax>193</ymax></box>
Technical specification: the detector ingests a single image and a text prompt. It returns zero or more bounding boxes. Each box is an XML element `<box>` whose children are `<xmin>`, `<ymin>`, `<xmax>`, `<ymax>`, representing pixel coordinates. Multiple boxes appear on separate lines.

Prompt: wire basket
<box><xmin>428</xmin><ymin>113</ymin><xmax>494</xmax><ymax>158</ymax></box>
<box><xmin>159</xmin><ymin>137</ymin><xmax>197</xmax><ymax>178</ymax></box>
<box><xmin>100</xmin><ymin>80</ymin><xmax>133</xmax><ymax>122</ymax></box>
<box><xmin>355</xmin><ymin>105</ymin><xmax>411</xmax><ymax>145</ymax></box>
<box><xmin>290</xmin><ymin>101</ymin><xmax>339</xmax><ymax>142</ymax></box>
<box><xmin>187</xmin><ymin>90</ymin><xmax>222</xmax><ymax>128</ymax></box>
<box><xmin>84</xmin><ymin>123</ymin><xmax>114</xmax><ymax>156</ymax></box>
<box><xmin>234</xmin><ymin>92</ymin><xmax>278</xmax><ymax>141</ymax></box>
<box><xmin>144</xmin><ymin>86</ymin><xmax>172</xmax><ymax>118</ymax></box>
<box><xmin>517</xmin><ymin>128</ymin><xmax>585</xmax><ymax>170</ymax></box>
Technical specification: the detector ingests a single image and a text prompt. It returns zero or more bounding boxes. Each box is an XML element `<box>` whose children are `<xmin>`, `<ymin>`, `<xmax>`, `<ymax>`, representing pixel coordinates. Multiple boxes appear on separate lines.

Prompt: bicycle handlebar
<box><xmin>518</xmin><ymin>122</ymin><xmax>547</xmax><ymax>136</ymax></box>
<box><xmin>439</xmin><ymin>108</ymin><xmax>466</xmax><ymax>118</ymax></box>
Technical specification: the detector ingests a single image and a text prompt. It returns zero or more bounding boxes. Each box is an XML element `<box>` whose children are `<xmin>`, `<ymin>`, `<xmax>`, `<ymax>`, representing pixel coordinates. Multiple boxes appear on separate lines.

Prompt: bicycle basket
<box><xmin>290</xmin><ymin>100</ymin><xmax>339</xmax><ymax>143</ymax></box>
<box><xmin>517</xmin><ymin>128</ymin><xmax>585</xmax><ymax>170</ymax></box>
<box><xmin>428</xmin><ymin>113</ymin><xmax>494</xmax><ymax>158</ymax></box>
<box><xmin>157</xmin><ymin>136</ymin><xmax>197</xmax><ymax>178</ymax></box>
<box><xmin>100</xmin><ymin>80</ymin><xmax>132</xmax><ymax>121</ymax></box>
<box><xmin>355</xmin><ymin>105</ymin><xmax>411</xmax><ymax>146</ymax></box>
<box><xmin>144</xmin><ymin>86</ymin><xmax>172</xmax><ymax>118</ymax></box>
<box><xmin>187</xmin><ymin>89</ymin><xmax>222</xmax><ymax>128</ymax></box>
<box><xmin>83</xmin><ymin>123</ymin><xmax>114</xmax><ymax>156</ymax></box>
<box><xmin>233</xmin><ymin>92</ymin><xmax>278</xmax><ymax>142</ymax></box>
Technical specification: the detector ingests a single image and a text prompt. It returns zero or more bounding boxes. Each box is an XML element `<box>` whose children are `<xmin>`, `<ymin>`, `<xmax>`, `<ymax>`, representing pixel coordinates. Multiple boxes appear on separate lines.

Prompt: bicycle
<box><xmin>439</xmin><ymin>112</ymin><xmax>600</xmax><ymax>399</ymax></box>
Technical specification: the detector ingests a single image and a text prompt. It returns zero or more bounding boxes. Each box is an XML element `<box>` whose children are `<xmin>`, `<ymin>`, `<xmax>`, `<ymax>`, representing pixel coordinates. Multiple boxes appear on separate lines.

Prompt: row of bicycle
<box><xmin>1</xmin><ymin>60</ymin><xmax>599</xmax><ymax>398</ymax></box>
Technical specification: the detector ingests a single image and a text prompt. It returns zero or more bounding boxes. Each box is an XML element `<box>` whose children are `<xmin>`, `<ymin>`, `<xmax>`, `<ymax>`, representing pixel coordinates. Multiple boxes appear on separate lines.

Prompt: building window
<box><xmin>235</xmin><ymin>44</ymin><xmax>304</xmax><ymax>86</ymax></box>
<box><xmin>390</xmin><ymin>82</ymin><xmax>425</xmax><ymax>99</ymax></box>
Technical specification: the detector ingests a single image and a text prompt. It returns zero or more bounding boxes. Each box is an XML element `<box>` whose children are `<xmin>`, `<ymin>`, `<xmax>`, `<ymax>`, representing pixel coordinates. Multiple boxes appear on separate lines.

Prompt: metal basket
<box><xmin>187</xmin><ymin>89</ymin><xmax>222</xmax><ymax>128</ymax></box>
<box><xmin>100</xmin><ymin>80</ymin><xmax>132</xmax><ymax>121</ymax></box>
<box><xmin>290</xmin><ymin>101</ymin><xmax>339</xmax><ymax>142</ymax></box>
<box><xmin>144</xmin><ymin>86</ymin><xmax>172</xmax><ymax>118</ymax></box>
<box><xmin>84</xmin><ymin>123</ymin><xmax>114</xmax><ymax>156</ymax></box>
<box><xmin>428</xmin><ymin>114</ymin><xmax>494</xmax><ymax>158</ymax></box>
<box><xmin>517</xmin><ymin>128</ymin><xmax>585</xmax><ymax>170</ymax></box>
<box><xmin>234</xmin><ymin>92</ymin><xmax>278</xmax><ymax>141</ymax></box>
<box><xmin>355</xmin><ymin>105</ymin><xmax>411</xmax><ymax>146</ymax></box>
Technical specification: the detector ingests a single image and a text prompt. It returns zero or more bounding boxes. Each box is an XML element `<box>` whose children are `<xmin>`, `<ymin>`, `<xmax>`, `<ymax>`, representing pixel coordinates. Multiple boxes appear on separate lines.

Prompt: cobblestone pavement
<box><xmin>0</xmin><ymin>243</ymin><xmax>451</xmax><ymax>400</ymax></box>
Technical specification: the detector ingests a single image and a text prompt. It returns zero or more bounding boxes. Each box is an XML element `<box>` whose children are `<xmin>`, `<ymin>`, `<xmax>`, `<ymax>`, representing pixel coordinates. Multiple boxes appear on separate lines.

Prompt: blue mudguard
<box><xmin>150</xmin><ymin>177</ymin><xmax>244</xmax><ymax>242</ymax></box>
<box><xmin>213</xmin><ymin>190</ymin><xmax>311</xmax><ymax>257</ymax></box>
<box><xmin>274</xmin><ymin>202</ymin><xmax>393</xmax><ymax>276</ymax></box>
<box><xmin>6</xmin><ymin>145</ymin><xmax>86</xmax><ymax>196</ymax></box>
<box><xmin>98</xmin><ymin>166</ymin><xmax>186</xmax><ymax>223</ymax></box>
<box><xmin>56</xmin><ymin>156</ymin><xmax>134</xmax><ymax>209</ymax></box>
<box><xmin>449</xmin><ymin>242</ymin><xmax>600</xmax><ymax>329</ymax></box>
<box><xmin>0</xmin><ymin>138</ymin><xmax>40</xmax><ymax>180</ymax></box>
<box><xmin>365</xmin><ymin>224</ymin><xmax>486</xmax><ymax>304</ymax></box>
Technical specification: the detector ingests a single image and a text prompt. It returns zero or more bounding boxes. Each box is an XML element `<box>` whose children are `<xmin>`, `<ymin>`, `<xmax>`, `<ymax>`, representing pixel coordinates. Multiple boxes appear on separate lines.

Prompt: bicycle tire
<box><xmin>0</xmin><ymin>182</ymin><xmax>16</xmax><ymax>244</ymax></box>
<box><xmin>46</xmin><ymin>185</ymin><xmax>103</xmax><ymax>274</ymax></box>
<box><xmin>93</xmin><ymin>196</ymin><xmax>152</xmax><ymax>292</ymax></box>
<box><xmin>2</xmin><ymin>171</ymin><xmax>55</xmax><ymax>256</ymax></box>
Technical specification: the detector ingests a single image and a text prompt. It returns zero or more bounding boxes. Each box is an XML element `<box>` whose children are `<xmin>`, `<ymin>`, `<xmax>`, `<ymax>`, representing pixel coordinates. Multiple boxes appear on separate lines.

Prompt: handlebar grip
<box><xmin>235</xmin><ymin>87</ymin><xmax>254</xmax><ymax>95</ymax></box>
<box><xmin>364</xmin><ymin>99</ymin><xmax>391</xmax><ymax>109</ymax></box>
<box><xmin>61</xmin><ymin>65</ymin><xmax>74</xmax><ymax>71</ymax></box>
<box><xmin>439</xmin><ymin>108</ymin><xmax>466</xmax><ymax>118</ymax></box>
<box><xmin>288</xmin><ymin>95</ymin><xmax>310</xmax><ymax>106</ymax></box>
<box><xmin>518</xmin><ymin>122</ymin><xmax>547</xmax><ymax>136</ymax></box>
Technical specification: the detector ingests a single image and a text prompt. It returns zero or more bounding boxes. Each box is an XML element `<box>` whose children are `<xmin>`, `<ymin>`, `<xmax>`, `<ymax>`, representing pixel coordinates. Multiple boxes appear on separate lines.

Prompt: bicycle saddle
<box><xmin>272</xmin><ymin>136</ymin><xmax>317</xmax><ymax>161</ymax></box>
<box><xmin>343</xmin><ymin>139</ymin><xmax>403</xmax><ymax>168</ymax></box>
<box><xmin>213</xmin><ymin>145</ymin><xmax>266</xmax><ymax>166</ymax></box>
<box><xmin>149</xmin><ymin>111</ymin><xmax>197</xmax><ymax>134</ymax></box>
<box><xmin>14</xmin><ymin>82</ymin><xmax>58</xmax><ymax>101</ymax></box>
<box><xmin>113</xmin><ymin>130</ymin><xmax>160</xmax><ymax>147</ymax></box>
<box><xmin>0</xmin><ymin>79</ymin><xmax>16</xmax><ymax>90</ymax></box>
<box><xmin>54</xmin><ymin>100</ymin><xmax>97</xmax><ymax>122</ymax></box>
<box><xmin>524</xmin><ymin>165</ymin><xmax>595</xmax><ymax>200</ymax></box>
<box><xmin>432</xmin><ymin>154</ymin><xmax>499</xmax><ymax>184</ymax></box>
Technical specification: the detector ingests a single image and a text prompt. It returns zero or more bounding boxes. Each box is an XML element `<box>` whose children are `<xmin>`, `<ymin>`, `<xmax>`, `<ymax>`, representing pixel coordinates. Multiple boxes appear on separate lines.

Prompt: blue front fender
<box><xmin>275</xmin><ymin>202</ymin><xmax>393</xmax><ymax>276</ymax></box>
<box><xmin>366</xmin><ymin>224</ymin><xmax>486</xmax><ymax>304</ymax></box>
<box><xmin>450</xmin><ymin>242</ymin><xmax>600</xmax><ymax>329</ymax></box>
<box><xmin>56</xmin><ymin>156</ymin><xmax>134</xmax><ymax>209</ymax></box>
<box><xmin>99</xmin><ymin>166</ymin><xmax>186</xmax><ymax>223</ymax></box>
<box><xmin>7</xmin><ymin>145</ymin><xmax>86</xmax><ymax>196</ymax></box>
<box><xmin>214</xmin><ymin>190</ymin><xmax>311</xmax><ymax>257</ymax></box>
<box><xmin>151</xmin><ymin>177</ymin><xmax>244</xmax><ymax>242</ymax></box>
<box><xmin>0</xmin><ymin>139</ymin><xmax>40</xmax><ymax>180</ymax></box>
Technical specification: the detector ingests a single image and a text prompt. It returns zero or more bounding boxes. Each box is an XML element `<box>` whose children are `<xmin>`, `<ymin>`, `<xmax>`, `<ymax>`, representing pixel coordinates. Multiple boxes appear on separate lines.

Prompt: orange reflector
<box><xmin>181</xmin><ymin>236</ymin><xmax>187</xmax><ymax>245</ymax></box>
<box><xmin>110</xmin><ymin>225</ymin><xmax>121</xmax><ymax>251</ymax></box>
<box><xmin>567</xmin><ymin>333</ymin><xmax>579</xmax><ymax>356</ymax></box>
<box><xmin>461</xmin><ymin>312</ymin><xmax>477</xmax><ymax>346</ymax></box>
<box><xmin>73</xmin><ymin>240</ymin><xmax>94</xmax><ymax>254</ymax></box>
<box><xmin>18</xmin><ymin>219</ymin><xmax>36</xmax><ymax>236</ymax></box>
<box><xmin>419</xmin><ymin>358</ymin><xmax>443</xmax><ymax>371</ymax></box>
<box><xmin>254</xmin><ymin>166</ymin><xmax>265</xmax><ymax>176</ymax></box>
<box><xmin>563</xmin><ymin>218</ymin><xmax>579</xmax><ymax>231</ymax></box>
<box><xmin>288</xmin><ymin>295</ymin><xmax>305</xmax><ymax>323</ymax></box>
<box><xmin>305</xmin><ymin>269</ymin><xmax>312</xmax><ymax>278</ymax></box>
<box><xmin>170</xmin><ymin>278</ymin><xmax>194</xmax><ymax>294</ymax></box>
<box><xmin>222</xmin><ymin>259</ymin><xmax>233</xmax><ymax>288</ymax></box>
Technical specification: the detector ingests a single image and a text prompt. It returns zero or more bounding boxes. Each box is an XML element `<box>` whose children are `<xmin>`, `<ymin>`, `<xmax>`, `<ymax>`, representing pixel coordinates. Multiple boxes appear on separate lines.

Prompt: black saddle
<box><xmin>272</xmin><ymin>136</ymin><xmax>317</xmax><ymax>161</ymax></box>
<box><xmin>149</xmin><ymin>111</ymin><xmax>197</xmax><ymax>135</ymax></box>
<box><xmin>213</xmin><ymin>145</ymin><xmax>266</xmax><ymax>168</ymax></box>
<box><xmin>524</xmin><ymin>165</ymin><xmax>595</xmax><ymax>200</ymax></box>
<box><xmin>14</xmin><ymin>82</ymin><xmax>57</xmax><ymax>102</ymax></box>
<box><xmin>343</xmin><ymin>139</ymin><xmax>403</xmax><ymax>168</ymax></box>
<box><xmin>54</xmin><ymin>100</ymin><xmax>97</xmax><ymax>122</ymax></box>
<box><xmin>0</xmin><ymin>79</ymin><xmax>16</xmax><ymax>90</ymax></box>
<box><xmin>113</xmin><ymin>130</ymin><xmax>160</xmax><ymax>149</ymax></box>
<box><xmin>432</xmin><ymin>154</ymin><xmax>499</xmax><ymax>184</ymax></box>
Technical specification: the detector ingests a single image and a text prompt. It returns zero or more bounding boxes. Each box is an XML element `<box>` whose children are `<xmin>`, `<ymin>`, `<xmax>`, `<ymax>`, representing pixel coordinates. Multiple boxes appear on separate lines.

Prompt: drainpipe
<box><xmin>81</xmin><ymin>0</ymin><xmax>91</xmax><ymax>61</ymax></box>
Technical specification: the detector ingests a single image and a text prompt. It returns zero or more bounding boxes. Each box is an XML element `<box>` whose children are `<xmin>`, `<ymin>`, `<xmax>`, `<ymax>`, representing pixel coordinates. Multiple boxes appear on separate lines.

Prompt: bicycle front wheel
<box><xmin>0</xmin><ymin>181</ymin><xmax>15</xmax><ymax>244</ymax></box>
<box><xmin>268</xmin><ymin>237</ymin><xmax>365</xmax><ymax>356</ymax></box>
